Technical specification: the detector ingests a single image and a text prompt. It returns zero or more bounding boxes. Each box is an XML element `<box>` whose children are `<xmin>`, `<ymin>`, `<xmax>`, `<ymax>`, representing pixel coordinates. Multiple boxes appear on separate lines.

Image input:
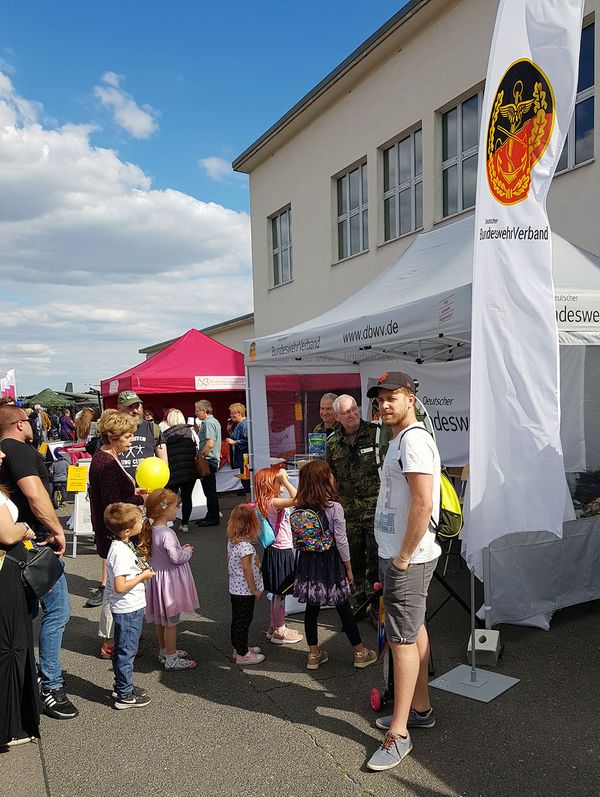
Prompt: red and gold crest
<box><xmin>486</xmin><ymin>59</ymin><xmax>555</xmax><ymax>205</ymax></box>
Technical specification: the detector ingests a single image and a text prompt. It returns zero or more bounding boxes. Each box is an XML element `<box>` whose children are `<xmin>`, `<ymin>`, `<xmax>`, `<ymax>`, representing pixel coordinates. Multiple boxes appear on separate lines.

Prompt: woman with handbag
<box><xmin>162</xmin><ymin>409</ymin><xmax>199</xmax><ymax>533</ymax></box>
<box><xmin>0</xmin><ymin>447</ymin><xmax>40</xmax><ymax>748</ymax></box>
<box><xmin>88</xmin><ymin>410</ymin><xmax>145</xmax><ymax>659</ymax></box>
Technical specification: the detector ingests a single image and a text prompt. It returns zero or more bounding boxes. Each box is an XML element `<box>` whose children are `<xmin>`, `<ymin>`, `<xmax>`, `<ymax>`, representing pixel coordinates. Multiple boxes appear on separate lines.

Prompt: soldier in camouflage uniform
<box><xmin>313</xmin><ymin>392</ymin><xmax>341</xmax><ymax>439</ymax></box>
<box><xmin>326</xmin><ymin>394</ymin><xmax>381</xmax><ymax>605</ymax></box>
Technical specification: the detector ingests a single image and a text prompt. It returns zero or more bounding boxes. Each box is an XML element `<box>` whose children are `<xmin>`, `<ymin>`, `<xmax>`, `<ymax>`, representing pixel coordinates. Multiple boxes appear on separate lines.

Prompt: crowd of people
<box><xmin>0</xmin><ymin>371</ymin><xmax>441</xmax><ymax>773</ymax></box>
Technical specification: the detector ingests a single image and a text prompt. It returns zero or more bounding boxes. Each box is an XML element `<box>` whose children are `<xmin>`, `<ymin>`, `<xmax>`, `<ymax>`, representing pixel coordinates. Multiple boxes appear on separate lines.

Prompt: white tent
<box><xmin>246</xmin><ymin>216</ymin><xmax>600</xmax><ymax>628</ymax></box>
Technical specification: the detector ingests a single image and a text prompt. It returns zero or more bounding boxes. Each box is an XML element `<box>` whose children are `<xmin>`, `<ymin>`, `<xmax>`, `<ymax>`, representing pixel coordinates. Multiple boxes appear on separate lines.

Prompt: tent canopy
<box><xmin>27</xmin><ymin>388</ymin><xmax>70</xmax><ymax>408</ymax></box>
<box><xmin>101</xmin><ymin>328</ymin><xmax>245</xmax><ymax>397</ymax></box>
<box><xmin>248</xmin><ymin>217</ymin><xmax>600</xmax><ymax>366</ymax></box>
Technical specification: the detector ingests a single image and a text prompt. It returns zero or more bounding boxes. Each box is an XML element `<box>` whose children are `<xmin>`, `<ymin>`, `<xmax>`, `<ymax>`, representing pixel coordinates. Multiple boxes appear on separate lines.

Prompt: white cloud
<box><xmin>94</xmin><ymin>71</ymin><xmax>159</xmax><ymax>139</ymax></box>
<box><xmin>0</xmin><ymin>73</ymin><xmax>252</xmax><ymax>395</ymax></box>
<box><xmin>199</xmin><ymin>155</ymin><xmax>246</xmax><ymax>184</ymax></box>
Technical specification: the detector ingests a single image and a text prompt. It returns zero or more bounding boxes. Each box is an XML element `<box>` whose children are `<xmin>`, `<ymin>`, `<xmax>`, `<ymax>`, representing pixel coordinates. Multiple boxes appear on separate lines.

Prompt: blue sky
<box><xmin>0</xmin><ymin>1</ymin><xmax>407</xmax><ymax>394</ymax></box>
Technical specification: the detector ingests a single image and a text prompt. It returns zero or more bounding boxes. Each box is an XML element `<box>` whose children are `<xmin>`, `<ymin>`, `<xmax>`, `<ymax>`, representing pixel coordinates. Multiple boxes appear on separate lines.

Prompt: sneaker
<box><xmin>265</xmin><ymin>626</ymin><xmax>275</xmax><ymax>640</ymax></box>
<box><xmin>270</xmin><ymin>627</ymin><xmax>303</xmax><ymax>645</ymax></box>
<box><xmin>41</xmin><ymin>688</ymin><xmax>79</xmax><ymax>720</ymax></box>
<box><xmin>354</xmin><ymin>648</ymin><xmax>378</xmax><ymax>669</ymax></box>
<box><xmin>158</xmin><ymin>649</ymin><xmax>188</xmax><ymax>664</ymax></box>
<box><xmin>111</xmin><ymin>684</ymin><xmax>148</xmax><ymax>699</ymax></box>
<box><xmin>235</xmin><ymin>650</ymin><xmax>265</xmax><ymax>666</ymax></box>
<box><xmin>164</xmin><ymin>655</ymin><xmax>197</xmax><ymax>670</ymax></box>
<box><xmin>376</xmin><ymin>708</ymin><xmax>436</xmax><ymax>731</ymax></box>
<box><xmin>198</xmin><ymin>518</ymin><xmax>220</xmax><ymax>527</ymax></box>
<box><xmin>114</xmin><ymin>692</ymin><xmax>151</xmax><ymax>709</ymax></box>
<box><xmin>366</xmin><ymin>731</ymin><xmax>413</xmax><ymax>771</ymax></box>
<box><xmin>306</xmin><ymin>649</ymin><xmax>329</xmax><ymax>670</ymax></box>
<box><xmin>233</xmin><ymin>646</ymin><xmax>262</xmax><ymax>658</ymax></box>
<box><xmin>180</xmin><ymin>524</ymin><xmax>189</xmax><ymax>533</ymax></box>
<box><xmin>84</xmin><ymin>585</ymin><xmax>105</xmax><ymax>608</ymax></box>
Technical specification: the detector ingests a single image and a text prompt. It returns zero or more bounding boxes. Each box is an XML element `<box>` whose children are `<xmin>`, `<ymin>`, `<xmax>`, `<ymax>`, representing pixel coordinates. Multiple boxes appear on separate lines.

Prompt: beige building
<box><xmin>234</xmin><ymin>0</ymin><xmax>597</xmax><ymax>339</ymax></box>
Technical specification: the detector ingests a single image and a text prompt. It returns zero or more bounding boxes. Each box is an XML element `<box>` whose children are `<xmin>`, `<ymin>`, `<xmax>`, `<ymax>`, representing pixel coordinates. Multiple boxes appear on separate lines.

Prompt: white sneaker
<box><xmin>180</xmin><ymin>524</ymin><xmax>189</xmax><ymax>533</ymax></box>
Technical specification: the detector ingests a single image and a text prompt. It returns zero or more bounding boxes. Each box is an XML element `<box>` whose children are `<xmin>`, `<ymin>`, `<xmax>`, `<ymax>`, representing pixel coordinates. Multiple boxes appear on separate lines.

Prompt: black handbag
<box><xmin>5</xmin><ymin>546</ymin><xmax>64</xmax><ymax>599</ymax></box>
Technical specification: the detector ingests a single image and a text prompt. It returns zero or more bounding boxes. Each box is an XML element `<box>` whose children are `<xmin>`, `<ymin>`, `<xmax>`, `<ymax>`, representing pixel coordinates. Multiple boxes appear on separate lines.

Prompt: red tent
<box><xmin>100</xmin><ymin>328</ymin><xmax>246</xmax><ymax>422</ymax></box>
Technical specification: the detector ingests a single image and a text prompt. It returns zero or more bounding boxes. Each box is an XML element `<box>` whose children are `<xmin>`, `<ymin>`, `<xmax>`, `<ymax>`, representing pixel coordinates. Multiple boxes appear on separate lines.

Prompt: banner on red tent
<box><xmin>466</xmin><ymin>0</ymin><xmax>584</xmax><ymax>562</ymax></box>
<box><xmin>0</xmin><ymin>368</ymin><xmax>16</xmax><ymax>399</ymax></box>
<box><xmin>194</xmin><ymin>375</ymin><xmax>246</xmax><ymax>390</ymax></box>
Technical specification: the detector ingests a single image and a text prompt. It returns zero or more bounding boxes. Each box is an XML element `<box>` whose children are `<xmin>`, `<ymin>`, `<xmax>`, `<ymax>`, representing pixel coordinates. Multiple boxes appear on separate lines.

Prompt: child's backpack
<box><xmin>398</xmin><ymin>427</ymin><xmax>463</xmax><ymax>540</ymax></box>
<box><xmin>290</xmin><ymin>507</ymin><xmax>334</xmax><ymax>552</ymax></box>
<box><xmin>254</xmin><ymin>507</ymin><xmax>283</xmax><ymax>549</ymax></box>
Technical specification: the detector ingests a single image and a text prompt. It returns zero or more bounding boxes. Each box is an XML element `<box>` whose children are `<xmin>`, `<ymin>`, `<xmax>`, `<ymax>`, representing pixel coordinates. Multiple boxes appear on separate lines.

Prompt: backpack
<box><xmin>398</xmin><ymin>426</ymin><xmax>463</xmax><ymax>540</ymax></box>
<box><xmin>255</xmin><ymin>508</ymin><xmax>283</xmax><ymax>549</ymax></box>
<box><xmin>290</xmin><ymin>507</ymin><xmax>334</xmax><ymax>552</ymax></box>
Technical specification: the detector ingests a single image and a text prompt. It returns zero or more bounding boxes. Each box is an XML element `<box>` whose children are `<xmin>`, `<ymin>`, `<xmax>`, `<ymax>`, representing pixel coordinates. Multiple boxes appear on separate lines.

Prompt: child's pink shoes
<box><xmin>235</xmin><ymin>649</ymin><xmax>265</xmax><ymax>666</ymax></box>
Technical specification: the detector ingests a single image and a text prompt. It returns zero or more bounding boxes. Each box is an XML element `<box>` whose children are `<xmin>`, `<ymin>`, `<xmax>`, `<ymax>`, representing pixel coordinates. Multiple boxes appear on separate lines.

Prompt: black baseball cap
<box><xmin>366</xmin><ymin>371</ymin><xmax>417</xmax><ymax>398</ymax></box>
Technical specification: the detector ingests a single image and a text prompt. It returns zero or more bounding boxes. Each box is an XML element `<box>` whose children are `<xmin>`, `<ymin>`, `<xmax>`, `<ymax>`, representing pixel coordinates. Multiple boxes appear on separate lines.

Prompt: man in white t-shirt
<box><xmin>365</xmin><ymin>371</ymin><xmax>441</xmax><ymax>772</ymax></box>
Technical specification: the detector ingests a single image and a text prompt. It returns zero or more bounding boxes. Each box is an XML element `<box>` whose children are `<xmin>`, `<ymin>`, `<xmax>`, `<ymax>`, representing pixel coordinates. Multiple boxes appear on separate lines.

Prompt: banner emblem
<box><xmin>486</xmin><ymin>59</ymin><xmax>555</xmax><ymax>205</ymax></box>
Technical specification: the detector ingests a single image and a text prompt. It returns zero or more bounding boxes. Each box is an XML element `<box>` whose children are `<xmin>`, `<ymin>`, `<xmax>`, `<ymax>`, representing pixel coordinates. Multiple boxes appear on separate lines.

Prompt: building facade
<box><xmin>234</xmin><ymin>0</ymin><xmax>597</xmax><ymax>339</ymax></box>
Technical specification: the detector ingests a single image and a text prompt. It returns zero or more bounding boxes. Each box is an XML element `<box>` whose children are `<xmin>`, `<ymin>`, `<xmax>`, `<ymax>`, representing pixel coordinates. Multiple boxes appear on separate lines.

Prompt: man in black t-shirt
<box><xmin>116</xmin><ymin>390</ymin><xmax>168</xmax><ymax>478</ymax></box>
<box><xmin>0</xmin><ymin>404</ymin><xmax>79</xmax><ymax>721</ymax></box>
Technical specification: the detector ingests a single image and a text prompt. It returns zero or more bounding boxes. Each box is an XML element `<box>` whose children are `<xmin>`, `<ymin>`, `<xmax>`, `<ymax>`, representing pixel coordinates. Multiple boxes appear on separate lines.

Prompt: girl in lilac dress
<box><xmin>137</xmin><ymin>489</ymin><xmax>199</xmax><ymax>671</ymax></box>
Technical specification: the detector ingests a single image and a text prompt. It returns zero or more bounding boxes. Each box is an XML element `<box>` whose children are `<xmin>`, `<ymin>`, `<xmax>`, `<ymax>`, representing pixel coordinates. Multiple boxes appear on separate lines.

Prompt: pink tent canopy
<box><xmin>100</xmin><ymin>328</ymin><xmax>245</xmax><ymax>397</ymax></box>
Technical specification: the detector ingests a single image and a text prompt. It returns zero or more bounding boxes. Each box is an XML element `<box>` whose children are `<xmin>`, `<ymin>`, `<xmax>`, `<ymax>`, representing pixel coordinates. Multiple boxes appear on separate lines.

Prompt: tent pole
<box><xmin>244</xmin><ymin>362</ymin><xmax>254</xmax><ymax>501</ymax></box>
<box><xmin>482</xmin><ymin>545</ymin><xmax>493</xmax><ymax>630</ymax></box>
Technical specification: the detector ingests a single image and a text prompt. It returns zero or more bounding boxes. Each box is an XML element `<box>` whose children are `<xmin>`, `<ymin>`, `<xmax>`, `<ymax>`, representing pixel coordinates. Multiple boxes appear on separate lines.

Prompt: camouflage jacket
<box><xmin>313</xmin><ymin>420</ymin><xmax>341</xmax><ymax>438</ymax></box>
<box><xmin>326</xmin><ymin>419</ymin><xmax>380</xmax><ymax>508</ymax></box>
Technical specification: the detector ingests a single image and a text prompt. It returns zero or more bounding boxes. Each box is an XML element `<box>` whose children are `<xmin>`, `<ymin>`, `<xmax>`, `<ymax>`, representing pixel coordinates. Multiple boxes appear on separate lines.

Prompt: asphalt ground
<box><xmin>2</xmin><ymin>491</ymin><xmax>600</xmax><ymax>797</ymax></box>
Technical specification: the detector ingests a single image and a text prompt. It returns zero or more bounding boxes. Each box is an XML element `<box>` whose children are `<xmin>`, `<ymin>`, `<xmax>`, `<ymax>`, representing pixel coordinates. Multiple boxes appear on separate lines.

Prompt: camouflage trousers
<box><xmin>345</xmin><ymin>512</ymin><xmax>379</xmax><ymax>602</ymax></box>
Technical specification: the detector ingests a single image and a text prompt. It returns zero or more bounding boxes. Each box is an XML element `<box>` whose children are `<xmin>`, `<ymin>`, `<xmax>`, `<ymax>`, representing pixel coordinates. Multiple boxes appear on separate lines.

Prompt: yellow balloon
<box><xmin>135</xmin><ymin>457</ymin><xmax>170</xmax><ymax>490</ymax></box>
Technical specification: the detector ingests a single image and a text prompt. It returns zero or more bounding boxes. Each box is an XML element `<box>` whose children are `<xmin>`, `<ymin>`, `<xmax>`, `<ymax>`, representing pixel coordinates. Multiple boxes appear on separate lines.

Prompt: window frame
<box><xmin>335</xmin><ymin>161</ymin><xmax>368</xmax><ymax>262</ymax></box>
<box><xmin>381</xmin><ymin>126</ymin><xmax>423</xmax><ymax>242</ymax></box>
<box><xmin>269</xmin><ymin>206</ymin><xmax>293</xmax><ymax>289</ymax></box>
<box><xmin>556</xmin><ymin>21</ymin><xmax>595</xmax><ymax>175</ymax></box>
<box><xmin>440</xmin><ymin>90</ymin><xmax>483</xmax><ymax>219</ymax></box>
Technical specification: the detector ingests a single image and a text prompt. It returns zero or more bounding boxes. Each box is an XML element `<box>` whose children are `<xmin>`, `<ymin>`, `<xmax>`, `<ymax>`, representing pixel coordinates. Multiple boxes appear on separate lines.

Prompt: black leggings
<box><xmin>170</xmin><ymin>479</ymin><xmax>196</xmax><ymax>524</ymax></box>
<box><xmin>304</xmin><ymin>600</ymin><xmax>362</xmax><ymax>647</ymax></box>
<box><xmin>230</xmin><ymin>594</ymin><xmax>255</xmax><ymax>656</ymax></box>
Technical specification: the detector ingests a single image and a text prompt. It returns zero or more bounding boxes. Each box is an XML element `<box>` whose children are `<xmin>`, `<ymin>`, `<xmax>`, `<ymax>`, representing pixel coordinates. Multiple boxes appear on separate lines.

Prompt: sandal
<box><xmin>164</xmin><ymin>655</ymin><xmax>197</xmax><ymax>670</ymax></box>
<box><xmin>306</xmin><ymin>649</ymin><xmax>329</xmax><ymax>670</ymax></box>
<box><xmin>158</xmin><ymin>649</ymin><xmax>188</xmax><ymax>663</ymax></box>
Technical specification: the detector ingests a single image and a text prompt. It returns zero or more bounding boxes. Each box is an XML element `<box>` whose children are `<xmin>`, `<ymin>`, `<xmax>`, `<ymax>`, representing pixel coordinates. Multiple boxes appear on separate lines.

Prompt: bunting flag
<box><xmin>465</xmin><ymin>0</ymin><xmax>584</xmax><ymax>562</ymax></box>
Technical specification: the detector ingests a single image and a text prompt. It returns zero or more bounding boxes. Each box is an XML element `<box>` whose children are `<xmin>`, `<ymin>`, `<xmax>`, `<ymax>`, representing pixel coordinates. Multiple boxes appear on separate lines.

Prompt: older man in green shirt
<box><xmin>195</xmin><ymin>399</ymin><xmax>222</xmax><ymax>527</ymax></box>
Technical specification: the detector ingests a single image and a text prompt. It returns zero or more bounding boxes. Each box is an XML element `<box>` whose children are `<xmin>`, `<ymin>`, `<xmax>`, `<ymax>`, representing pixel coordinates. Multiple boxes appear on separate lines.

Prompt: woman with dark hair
<box><xmin>58</xmin><ymin>408</ymin><xmax>76</xmax><ymax>441</ymax></box>
<box><xmin>0</xmin><ymin>447</ymin><xmax>40</xmax><ymax>748</ymax></box>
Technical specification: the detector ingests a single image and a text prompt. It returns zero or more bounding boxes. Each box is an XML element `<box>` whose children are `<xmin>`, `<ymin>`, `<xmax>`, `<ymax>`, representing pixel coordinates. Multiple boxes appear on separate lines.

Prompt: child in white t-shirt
<box><xmin>104</xmin><ymin>503</ymin><xmax>155</xmax><ymax>709</ymax></box>
<box><xmin>227</xmin><ymin>504</ymin><xmax>265</xmax><ymax>666</ymax></box>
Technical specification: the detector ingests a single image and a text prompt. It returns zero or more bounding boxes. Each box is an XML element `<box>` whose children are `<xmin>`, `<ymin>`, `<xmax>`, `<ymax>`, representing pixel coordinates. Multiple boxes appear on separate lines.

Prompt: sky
<box><xmin>0</xmin><ymin>0</ymin><xmax>407</xmax><ymax>396</ymax></box>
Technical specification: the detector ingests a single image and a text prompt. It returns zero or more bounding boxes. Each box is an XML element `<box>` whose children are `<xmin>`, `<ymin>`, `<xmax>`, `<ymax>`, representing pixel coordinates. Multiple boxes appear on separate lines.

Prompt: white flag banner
<box><xmin>465</xmin><ymin>0</ymin><xmax>584</xmax><ymax>563</ymax></box>
<box><xmin>0</xmin><ymin>368</ymin><xmax>16</xmax><ymax>399</ymax></box>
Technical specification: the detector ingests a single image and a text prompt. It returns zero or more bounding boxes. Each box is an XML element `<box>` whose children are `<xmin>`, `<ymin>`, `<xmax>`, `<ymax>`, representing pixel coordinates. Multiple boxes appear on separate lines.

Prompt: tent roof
<box><xmin>248</xmin><ymin>217</ymin><xmax>600</xmax><ymax>366</ymax></box>
<box><xmin>101</xmin><ymin>328</ymin><xmax>245</xmax><ymax>397</ymax></box>
<box><xmin>27</xmin><ymin>388</ymin><xmax>70</xmax><ymax>408</ymax></box>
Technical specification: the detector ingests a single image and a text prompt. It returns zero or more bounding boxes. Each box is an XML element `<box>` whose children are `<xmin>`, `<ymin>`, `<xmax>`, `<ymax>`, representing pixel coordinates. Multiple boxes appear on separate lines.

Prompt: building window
<box><xmin>382</xmin><ymin>128</ymin><xmax>423</xmax><ymax>241</ymax></box>
<box><xmin>271</xmin><ymin>207</ymin><xmax>292</xmax><ymax>287</ymax></box>
<box><xmin>441</xmin><ymin>92</ymin><xmax>481</xmax><ymax>218</ymax></box>
<box><xmin>336</xmin><ymin>162</ymin><xmax>368</xmax><ymax>260</ymax></box>
<box><xmin>557</xmin><ymin>22</ymin><xmax>595</xmax><ymax>174</ymax></box>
